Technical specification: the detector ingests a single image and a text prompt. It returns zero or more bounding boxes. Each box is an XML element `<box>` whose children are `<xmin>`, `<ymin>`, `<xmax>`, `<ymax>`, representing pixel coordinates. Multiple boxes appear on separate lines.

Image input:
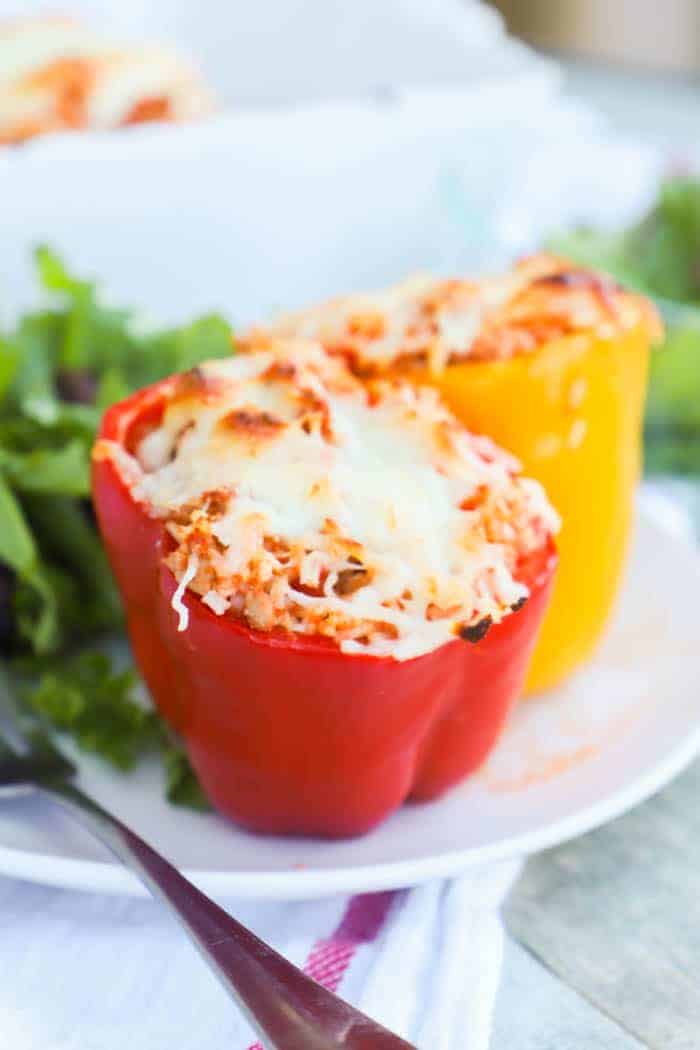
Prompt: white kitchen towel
<box><xmin>0</xmin><ymin>861</ymin><xmax>521</xmax><ymax>1050</ymax></box>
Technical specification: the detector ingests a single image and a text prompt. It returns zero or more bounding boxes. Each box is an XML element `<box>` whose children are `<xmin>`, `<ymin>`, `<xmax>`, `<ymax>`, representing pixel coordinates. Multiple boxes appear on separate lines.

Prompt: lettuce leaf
<box><xmin>0</xmin><ymin>245</ymin><xmax>235</xmax><ymax>656</ymax></box>
<box><xmin>20</xmin><ymin>649</ymin><xmax>209</xmax><ymax>809</ymax></box>
<box><xmin>549</xmin><ymin>175</ymin><xmax>700</xmax><ymax>476</ymax></box>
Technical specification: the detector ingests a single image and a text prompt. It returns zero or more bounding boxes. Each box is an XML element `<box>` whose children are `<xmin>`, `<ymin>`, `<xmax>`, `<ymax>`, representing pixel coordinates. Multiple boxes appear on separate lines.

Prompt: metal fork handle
<box><xmin>39</xmin><ymin>779</ymin><xmax>414</xmax><ymax>1050</ymax></box>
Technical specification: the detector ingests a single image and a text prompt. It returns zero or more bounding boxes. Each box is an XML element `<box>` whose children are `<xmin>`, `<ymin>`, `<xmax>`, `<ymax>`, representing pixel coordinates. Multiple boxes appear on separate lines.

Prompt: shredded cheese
<box><xmin>98</xmin><ymin>339</ymin><xmax>559</xmax><ymax>660</ymax></box>
<box><xmin>263</xmin><ymin>254</ymin><xmax>661</xmax><ymax>372</ymax></box>
<box><xmin>171</xmin><ymin>552</ymin><xmax>199</xmax><ymax>632</ymax></box>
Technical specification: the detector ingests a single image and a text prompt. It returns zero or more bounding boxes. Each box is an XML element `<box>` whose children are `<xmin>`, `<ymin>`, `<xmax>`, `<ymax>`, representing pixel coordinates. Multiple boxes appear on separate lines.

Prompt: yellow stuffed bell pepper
<box><xmin>266</xmin><ymin>254</ymin><xmax>662</xmax><ymax>693</ymax></box>
<box><xmin>433</xmin><ymin>319</ymin><xmax>651</xmax><ymax>692</ymax></box>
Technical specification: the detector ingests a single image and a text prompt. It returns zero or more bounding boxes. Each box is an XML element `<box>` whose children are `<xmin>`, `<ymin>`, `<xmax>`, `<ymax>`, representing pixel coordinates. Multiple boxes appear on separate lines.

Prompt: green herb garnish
<box><xmin>18</xmin><ymin>650</ymin><xmax>209</xmax><ymax>810</ymax></box>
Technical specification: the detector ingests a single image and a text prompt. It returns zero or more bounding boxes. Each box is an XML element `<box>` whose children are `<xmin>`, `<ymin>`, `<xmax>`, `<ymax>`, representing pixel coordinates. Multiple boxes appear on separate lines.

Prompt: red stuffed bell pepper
<box><xmin>92</xmin><ymin>339</ymin><xmax>558</xmax><ymax>838</ymax></box>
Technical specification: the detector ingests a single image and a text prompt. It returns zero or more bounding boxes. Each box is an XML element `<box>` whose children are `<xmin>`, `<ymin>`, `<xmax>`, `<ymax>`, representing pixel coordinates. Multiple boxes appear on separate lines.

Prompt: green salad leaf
<box><xmin>0</xmin><ymin>246</ymin><xmax>234</xmax><ymax>807</ymax></box>
<box><xmin>18</xmin><ymin>650</ymin><xmax>209</xmax><ymax>809</ymax></box>
<box><xmin>0</xmin><ymin>440</ymin><xmax>90</xmax><ymax>496</ymax></box>
<box><xmin>163</xmin><ymin>745</ymin><xmax>212</xmax><ymax>811</ymax></box>
<box><xmin>25</xmin><ymin>651</ymin><xmax>159</xmax><ymax>771</ymax></box>
<box><xmin>0</xmin><ymin>245</ymin><xmax>234</xmax><ymax>657</ymax></box>
<box><xmin>0</xmin><ymin>471</ymin><xmax>37</xmax><ymax>576</ymax></box>
<box><xmin>549</xmin><ymin>175</ymin><xmax>700</xmax><ymax>476</ymax></box>
<box><xmin>550</xmin><ymin>177</ymin><xmax>700</xmax><ymax>305</ymax></box>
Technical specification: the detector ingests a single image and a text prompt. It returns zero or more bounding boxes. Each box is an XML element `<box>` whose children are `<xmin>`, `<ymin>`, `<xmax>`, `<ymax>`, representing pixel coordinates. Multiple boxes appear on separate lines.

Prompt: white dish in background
<box><xmin>0</xmin><ymin>507</ymin><xmax>698</xmax><ymax>898</ymax></box>
<box><xmin>0</xmin><ymin>76</ymin><xmax>660</xmax><ymax>330</ymax></box>
<box><xmin>0</xmin><ymin>0</ymin><xmax>542</xmax><ymax>109</ymax></box>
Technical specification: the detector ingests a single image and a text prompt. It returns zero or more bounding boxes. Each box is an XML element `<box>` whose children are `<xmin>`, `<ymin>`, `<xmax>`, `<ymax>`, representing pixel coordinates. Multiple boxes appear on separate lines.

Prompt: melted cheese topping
<box><xmin>0</xmin><ymin>17</ymin><xmax>212</xmax><ymax>144</ymax></box>
<box><xmin>264</xmin><ymin>254</ymin><xmax>662</xmax><ymax>373</ymax></box>
<box><xmin>96</xmin><ymin>340</ymin><xmax>559</xmax><ymax>660</ymax></box>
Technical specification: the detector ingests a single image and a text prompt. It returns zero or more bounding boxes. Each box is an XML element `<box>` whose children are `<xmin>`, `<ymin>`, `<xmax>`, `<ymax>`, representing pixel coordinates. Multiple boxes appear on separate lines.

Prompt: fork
<box><xmin>0</xmin><ymin>707</ymin><xmax>415</xmax><ymax>1050</ymax></box>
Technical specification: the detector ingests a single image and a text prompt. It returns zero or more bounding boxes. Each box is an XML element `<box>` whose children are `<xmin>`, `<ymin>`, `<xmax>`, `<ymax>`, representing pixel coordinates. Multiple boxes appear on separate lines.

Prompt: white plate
<box><xmin>0</xmin><ymin>506</ymin><xmax>698</xmax><ymax>898</ymax></box>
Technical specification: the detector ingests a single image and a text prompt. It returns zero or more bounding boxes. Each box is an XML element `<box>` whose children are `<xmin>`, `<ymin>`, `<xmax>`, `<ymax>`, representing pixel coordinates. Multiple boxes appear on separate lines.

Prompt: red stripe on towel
<box><xmin>247</xmin><ymin>891</ymin><xmax>396</xmax><ymax>1050</ymax></box>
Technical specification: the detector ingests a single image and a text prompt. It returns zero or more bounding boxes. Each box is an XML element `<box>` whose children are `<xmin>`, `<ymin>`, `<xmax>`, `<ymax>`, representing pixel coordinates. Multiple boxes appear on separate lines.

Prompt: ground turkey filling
<box><xmin>98</xmin><ymin>339</ymin><xmax>559</xmax><ymax>660</ymax></box>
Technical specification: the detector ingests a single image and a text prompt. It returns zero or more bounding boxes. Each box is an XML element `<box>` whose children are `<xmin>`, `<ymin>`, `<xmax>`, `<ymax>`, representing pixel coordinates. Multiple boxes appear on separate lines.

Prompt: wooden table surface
<box><xmin>477</xmin><ymin>49</ymin><xmax>700</xmax><ymax>1044</ymax></box>
<box><xmin>490</xmin><ymin>482</ymin><xmax>700</xmax><ymax>1049</ymax></box>
<box><xmin>495</xmin><ymin>756</ymin><xmax>700</xmax><ymax>1049</ymax></box>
